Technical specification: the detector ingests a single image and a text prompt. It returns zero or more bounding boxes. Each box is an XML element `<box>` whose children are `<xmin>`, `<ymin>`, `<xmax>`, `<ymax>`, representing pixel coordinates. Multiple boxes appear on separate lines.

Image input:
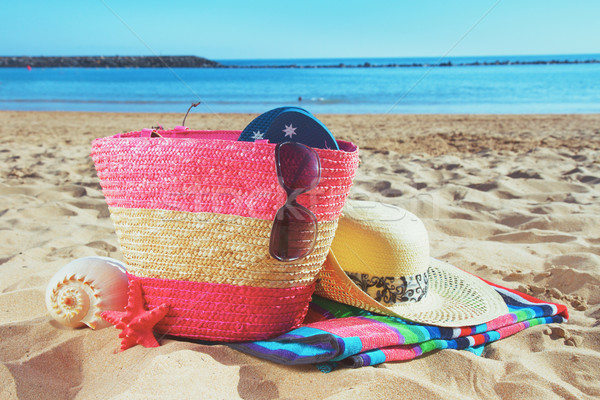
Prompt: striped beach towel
<box><xmin>230</xmin><ymin>280</ymin><xmax>569</xmax><ymax>372</ymax></box>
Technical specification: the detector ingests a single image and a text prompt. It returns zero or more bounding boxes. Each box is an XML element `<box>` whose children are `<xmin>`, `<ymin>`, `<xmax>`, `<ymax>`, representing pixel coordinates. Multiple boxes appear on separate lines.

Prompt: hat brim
<box><xmin>315</xmin><ymin>250</ymin><xmax>509</xmax><ymax>327</ymax></box>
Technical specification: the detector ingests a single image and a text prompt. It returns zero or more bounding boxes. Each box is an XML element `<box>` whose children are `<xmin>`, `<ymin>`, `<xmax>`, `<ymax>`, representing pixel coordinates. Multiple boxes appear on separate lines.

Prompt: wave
<box><xmin>305</xmin><ymin>97</ymin><xmax>345</xmax><ymax>105</ymax></box>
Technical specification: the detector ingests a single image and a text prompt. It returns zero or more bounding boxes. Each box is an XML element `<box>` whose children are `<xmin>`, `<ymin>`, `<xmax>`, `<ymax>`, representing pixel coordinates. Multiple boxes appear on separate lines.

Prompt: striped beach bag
<box><xmin>91</xmin><ymin>127</ymin><xmax>359</xmax><ymax>341</ymax></box>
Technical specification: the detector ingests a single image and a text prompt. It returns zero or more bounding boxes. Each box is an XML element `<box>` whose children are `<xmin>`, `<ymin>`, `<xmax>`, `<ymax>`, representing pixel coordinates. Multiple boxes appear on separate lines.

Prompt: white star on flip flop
<box><xmin>283</xmin><ymin>124</ymin><xmax>297</xmax><ymax>139</ymax></box>
<box><xmin>252</xmin><ymin>130</ymin><xmax>264</xmax><ymax>140</ymax></box>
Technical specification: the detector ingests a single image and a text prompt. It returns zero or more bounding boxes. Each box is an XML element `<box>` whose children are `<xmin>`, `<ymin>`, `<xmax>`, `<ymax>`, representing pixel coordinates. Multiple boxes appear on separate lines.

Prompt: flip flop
<box><xmin>238</xmin><ymin>107</ymin><xmax>339</xmax><ymax>150</ymax></box>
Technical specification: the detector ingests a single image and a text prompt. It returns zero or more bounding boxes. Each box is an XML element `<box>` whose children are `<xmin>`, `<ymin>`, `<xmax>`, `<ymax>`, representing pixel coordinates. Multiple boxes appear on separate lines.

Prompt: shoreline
<box><xmin>2</xmin><ymin>110</ymin><xmax>599</xmax><ymax>155</ymax></box>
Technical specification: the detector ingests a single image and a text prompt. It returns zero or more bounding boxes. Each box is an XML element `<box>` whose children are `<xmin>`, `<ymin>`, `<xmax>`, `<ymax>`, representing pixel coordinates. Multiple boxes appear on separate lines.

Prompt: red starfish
<box><xmin>101</xmin><ymin>280</ymin><xmax>168</xmax><ymax>351</ymax></box>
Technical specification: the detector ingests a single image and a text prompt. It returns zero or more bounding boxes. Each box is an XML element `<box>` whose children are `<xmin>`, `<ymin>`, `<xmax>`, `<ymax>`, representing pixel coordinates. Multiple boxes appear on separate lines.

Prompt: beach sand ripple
<box><xmin>1</xmin><ymin>111</ymin><xmax>599</xmax><ymax>399</ymax></box>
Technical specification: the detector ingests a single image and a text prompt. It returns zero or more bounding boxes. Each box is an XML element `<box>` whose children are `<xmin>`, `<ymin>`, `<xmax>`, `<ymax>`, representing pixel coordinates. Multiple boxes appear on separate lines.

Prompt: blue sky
<box><xmin>1</xmin><ymin>0</ymin><xmax>599</xmax><ymax>60</ymax></box>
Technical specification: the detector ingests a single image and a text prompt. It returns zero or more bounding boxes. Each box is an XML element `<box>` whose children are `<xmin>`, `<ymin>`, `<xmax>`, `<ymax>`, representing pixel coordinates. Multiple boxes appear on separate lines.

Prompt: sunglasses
<box><xmin>269</xmin><ymin>142</ymin><xmax>321</xmax><ymax>262</ymax></box>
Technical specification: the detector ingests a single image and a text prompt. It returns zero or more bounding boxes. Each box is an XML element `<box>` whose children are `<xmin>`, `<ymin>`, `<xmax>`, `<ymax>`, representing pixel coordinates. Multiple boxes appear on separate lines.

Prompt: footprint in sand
<box><xmin>1</xmin><ymin>328</ymin><xmax>86</xmax><ymax>397</ymax></box>
<box><xmin>68</xmin><ymin>200</ymin><xmax>110</xmax><ymax>218</ymax></box>
<box><xmin>411</xmin><ymin>182</ymin><xmax>428</xmax><ymax>190</ymax></box>
<box><xmin>468</xmin><ymin>182</ymin><xmax>498</xmax><ymax>192</ymax></box>
<box><xmin>19</xmin><ymin>204</ymin><xmax>78</xmax><ymax>219</ymax></box>
<box><xmin>45</xmin><ymin>245</ymin><xmax>96</xmax><ymax>261</ymax></box>
<box><xmin>544</xmin><ymin>267</ymin><xmax>597</xmax><ymax>295</ymax></box>
<box><xmin>6</xmin><ymin>167</ymin><xmax>41</xmax><ymax>180</ymax></box>
<box><xmin>75</xmin><ymin>159</ymin><xmax>97</xmax><ymax>176</ymax></box>
<box><xmin>529</xmin><ymin>205</ymin><xmax>551</xmax><ymax>214</ymax></box>
<box><xmin>567</xmin><ymin>154</ymin><xmax>587</xmax><ymax>162</ymax></box>
<box><xmin>529</xmin><ymin>267</ymin><xmax>596</xmax><ymax>312</ymax></box>
<box><xmin>237</xmin><ymin>365</ymin><xmax>280</xmax><ymax>399</ymax></box>
<box><xmin>0</xmin><ymin>255</ymin><xmax>13</xmax><ymax>265</ymax></box>
<box><xmin>1</xmin><ymin>275</ymin><xmax>49</xmax><ymax>293</ymax></box>
<box><xmin>85</xmin><ymin>240</ymin><xmax>118</xmax><ymax>254</ymax></box>
<box><xmin>60</xmin><ymin>184</ymin><xmax>87</xmax><ymax>198</ymax></box>
<box><xmin>507</xmin><ymin>169</ymin><xmax>542</xmax><ymax>179</ymax></box>
<box><xmin>521</xmin><ymin>213</ymin><xmax>600</xmax><ymax>233</ymax></box>
<box><xmin>381</xmin><ymin>188</ymin><xmax>403</xmax><ymax>198</ymax></box>
<box><xmin>563</xmin><ymin>167</ymin><xmax>583</xmax><ymax>176</ymax></box>
<box><xmin>73</xmin><ymin>180</ymin><xmax>102</xmax><ymax>191</ymax></box>
<box><xmin>354</xmin><ymin>179</ymin><xmax>385</xmax><ymax>192</ymax></box>
<box><xmin>443</xmin><ymin>163</ymin><xmax>461</xmax><ymax>171</ymax></box>
<box><xmin>497</xmin><ymin>214</ymin><xmax>537</xmax><ymax>228</ymax></box>
<box><xmin>0</xmin><ymin>184</ymin><xmax>41</xmax><ymax>197</ymax></box>
<box><xmin>488</xmin><ymin>230</ymin><xmax>577</xmax><ymax>243</ymax></box>
<box><xmin>577</xmin><ymin>175</ymin><xmax>600</xmax><ymax>184</ymax></box>
<box><xmin>547</xmin><ymin>253</ymin><xmax>600</xmax><ymax>273</ymax></box>
<box><xmin>450</xmin><ymin>187</ymin><xmax>468</xmax><ymax>201</ymax></box>
<box><xmin>393</xmin><ymin>167</ymin><xmax>410</xmax><ymax>175</ymax></box>
<box><xmin>355</xmin><ymin>180</ymin><xmax>403</xmax><ymax>198</ymax></box>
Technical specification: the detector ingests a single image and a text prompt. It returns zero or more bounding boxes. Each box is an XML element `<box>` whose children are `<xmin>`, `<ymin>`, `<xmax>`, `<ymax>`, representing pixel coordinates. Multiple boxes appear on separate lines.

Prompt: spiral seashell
<box><xmin>46</xmin><ymin>256</ymin><xmax>128</xmax><ymax>329</ymax></box>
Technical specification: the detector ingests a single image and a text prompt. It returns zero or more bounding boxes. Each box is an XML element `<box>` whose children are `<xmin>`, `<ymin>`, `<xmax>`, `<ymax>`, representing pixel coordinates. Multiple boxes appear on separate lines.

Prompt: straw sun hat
<box><xmin>315</xmin><ymin>200</ymin><xmax>508</xmax><ymax>327</ymax></box>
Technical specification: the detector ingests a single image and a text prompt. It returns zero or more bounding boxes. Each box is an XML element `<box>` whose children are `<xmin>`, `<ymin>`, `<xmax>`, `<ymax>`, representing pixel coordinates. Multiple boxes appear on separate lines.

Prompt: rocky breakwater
<box><xmin>0</xmin><ymin>56</ymin><xmax>221</xmax><ymax>68</ymax></box>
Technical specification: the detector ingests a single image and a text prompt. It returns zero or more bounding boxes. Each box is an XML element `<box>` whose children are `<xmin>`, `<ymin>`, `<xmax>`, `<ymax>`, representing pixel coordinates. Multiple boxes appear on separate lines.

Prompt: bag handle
<box><xmin>182</xmin><ymin>102</ymin><xmax>201</xmax><ymax>127</ymax></box>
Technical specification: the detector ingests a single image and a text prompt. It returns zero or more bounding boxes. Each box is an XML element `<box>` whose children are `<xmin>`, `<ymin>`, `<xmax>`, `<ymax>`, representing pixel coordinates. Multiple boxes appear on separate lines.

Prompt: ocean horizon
<box><xmin>216</xmin><ymin>53</ymin><xmax>600</xmax><ymax>66</ymax></box>
<box><xmin>1</xmin><ymin>54</ymin><xmax>599</xmax><ymax>114</ymax></box>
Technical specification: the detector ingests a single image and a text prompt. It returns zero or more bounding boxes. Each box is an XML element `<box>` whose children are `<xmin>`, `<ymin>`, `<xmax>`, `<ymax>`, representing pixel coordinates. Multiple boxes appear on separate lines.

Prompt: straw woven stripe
<box><xmin>132</xmin><ymin>274</ymin><xmax>313</xmax><ymax>341</ymax></box>
<box><xmin>91</xmin><ymin>133</ymin><xmax>359</xmax><ymax>221</ymax></box>
<box><xmin>112</xmin><ymin>207</ymin><xmax>338</xmax><ymax>287</ymax></box>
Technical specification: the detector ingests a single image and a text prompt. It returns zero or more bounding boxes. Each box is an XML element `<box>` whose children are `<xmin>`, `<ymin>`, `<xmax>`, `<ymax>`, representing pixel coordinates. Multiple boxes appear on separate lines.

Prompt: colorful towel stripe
<box><xmin>230</xmin><ymin>281</ymin><xmax>568</xmax><ymax>371</ymax></box>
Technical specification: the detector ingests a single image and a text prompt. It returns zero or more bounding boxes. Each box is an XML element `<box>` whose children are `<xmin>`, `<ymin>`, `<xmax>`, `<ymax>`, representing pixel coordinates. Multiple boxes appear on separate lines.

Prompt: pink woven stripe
<box><xmin>91</xmin><ymin>130</ymin><xmax>359</xmax><ymax>221</ymax></box>
<box><xmin>131</xmin><ymin>274</ymin><xmax>315</xmax><ymax>341</ymax></box>
<box><xmin>117</xmin><ymin>129</ymin><xmax>242</xmax><ymax>140</ymax></box>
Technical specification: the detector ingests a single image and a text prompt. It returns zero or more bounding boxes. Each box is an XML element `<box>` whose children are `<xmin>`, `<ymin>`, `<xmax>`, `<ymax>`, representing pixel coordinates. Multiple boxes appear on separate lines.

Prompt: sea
<box><xmin>1</xmin><ymin>54</ymin><xmax>599</xmax><ymax>114</ymax></box>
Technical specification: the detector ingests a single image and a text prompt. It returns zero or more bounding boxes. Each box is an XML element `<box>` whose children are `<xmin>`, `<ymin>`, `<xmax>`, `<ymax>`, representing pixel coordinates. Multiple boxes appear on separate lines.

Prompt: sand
<box><xmin>1</xmin><ymin>111</ymin><xmax>599</xmax><ymax>399</ymax></box>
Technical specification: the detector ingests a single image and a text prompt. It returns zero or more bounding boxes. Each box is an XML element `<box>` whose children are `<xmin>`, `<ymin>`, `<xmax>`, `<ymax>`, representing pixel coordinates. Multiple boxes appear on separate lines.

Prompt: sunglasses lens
<box><xmin>269</xmin><ymin>205</ymin><xmax>318</xmax><ymax>261</ymax></box>
<box><xmin>277</xmin><ymin>142</ymin><xmax>320</xmax><ymax>192</ymax></box>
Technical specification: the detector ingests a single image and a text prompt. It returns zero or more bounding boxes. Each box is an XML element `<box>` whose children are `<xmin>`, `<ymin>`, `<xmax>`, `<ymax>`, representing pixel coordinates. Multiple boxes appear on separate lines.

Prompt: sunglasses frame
<box><xmin>269</xmin><ymin>142</ymin><xmax>321</xmax><ymax>262</ymax></box>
